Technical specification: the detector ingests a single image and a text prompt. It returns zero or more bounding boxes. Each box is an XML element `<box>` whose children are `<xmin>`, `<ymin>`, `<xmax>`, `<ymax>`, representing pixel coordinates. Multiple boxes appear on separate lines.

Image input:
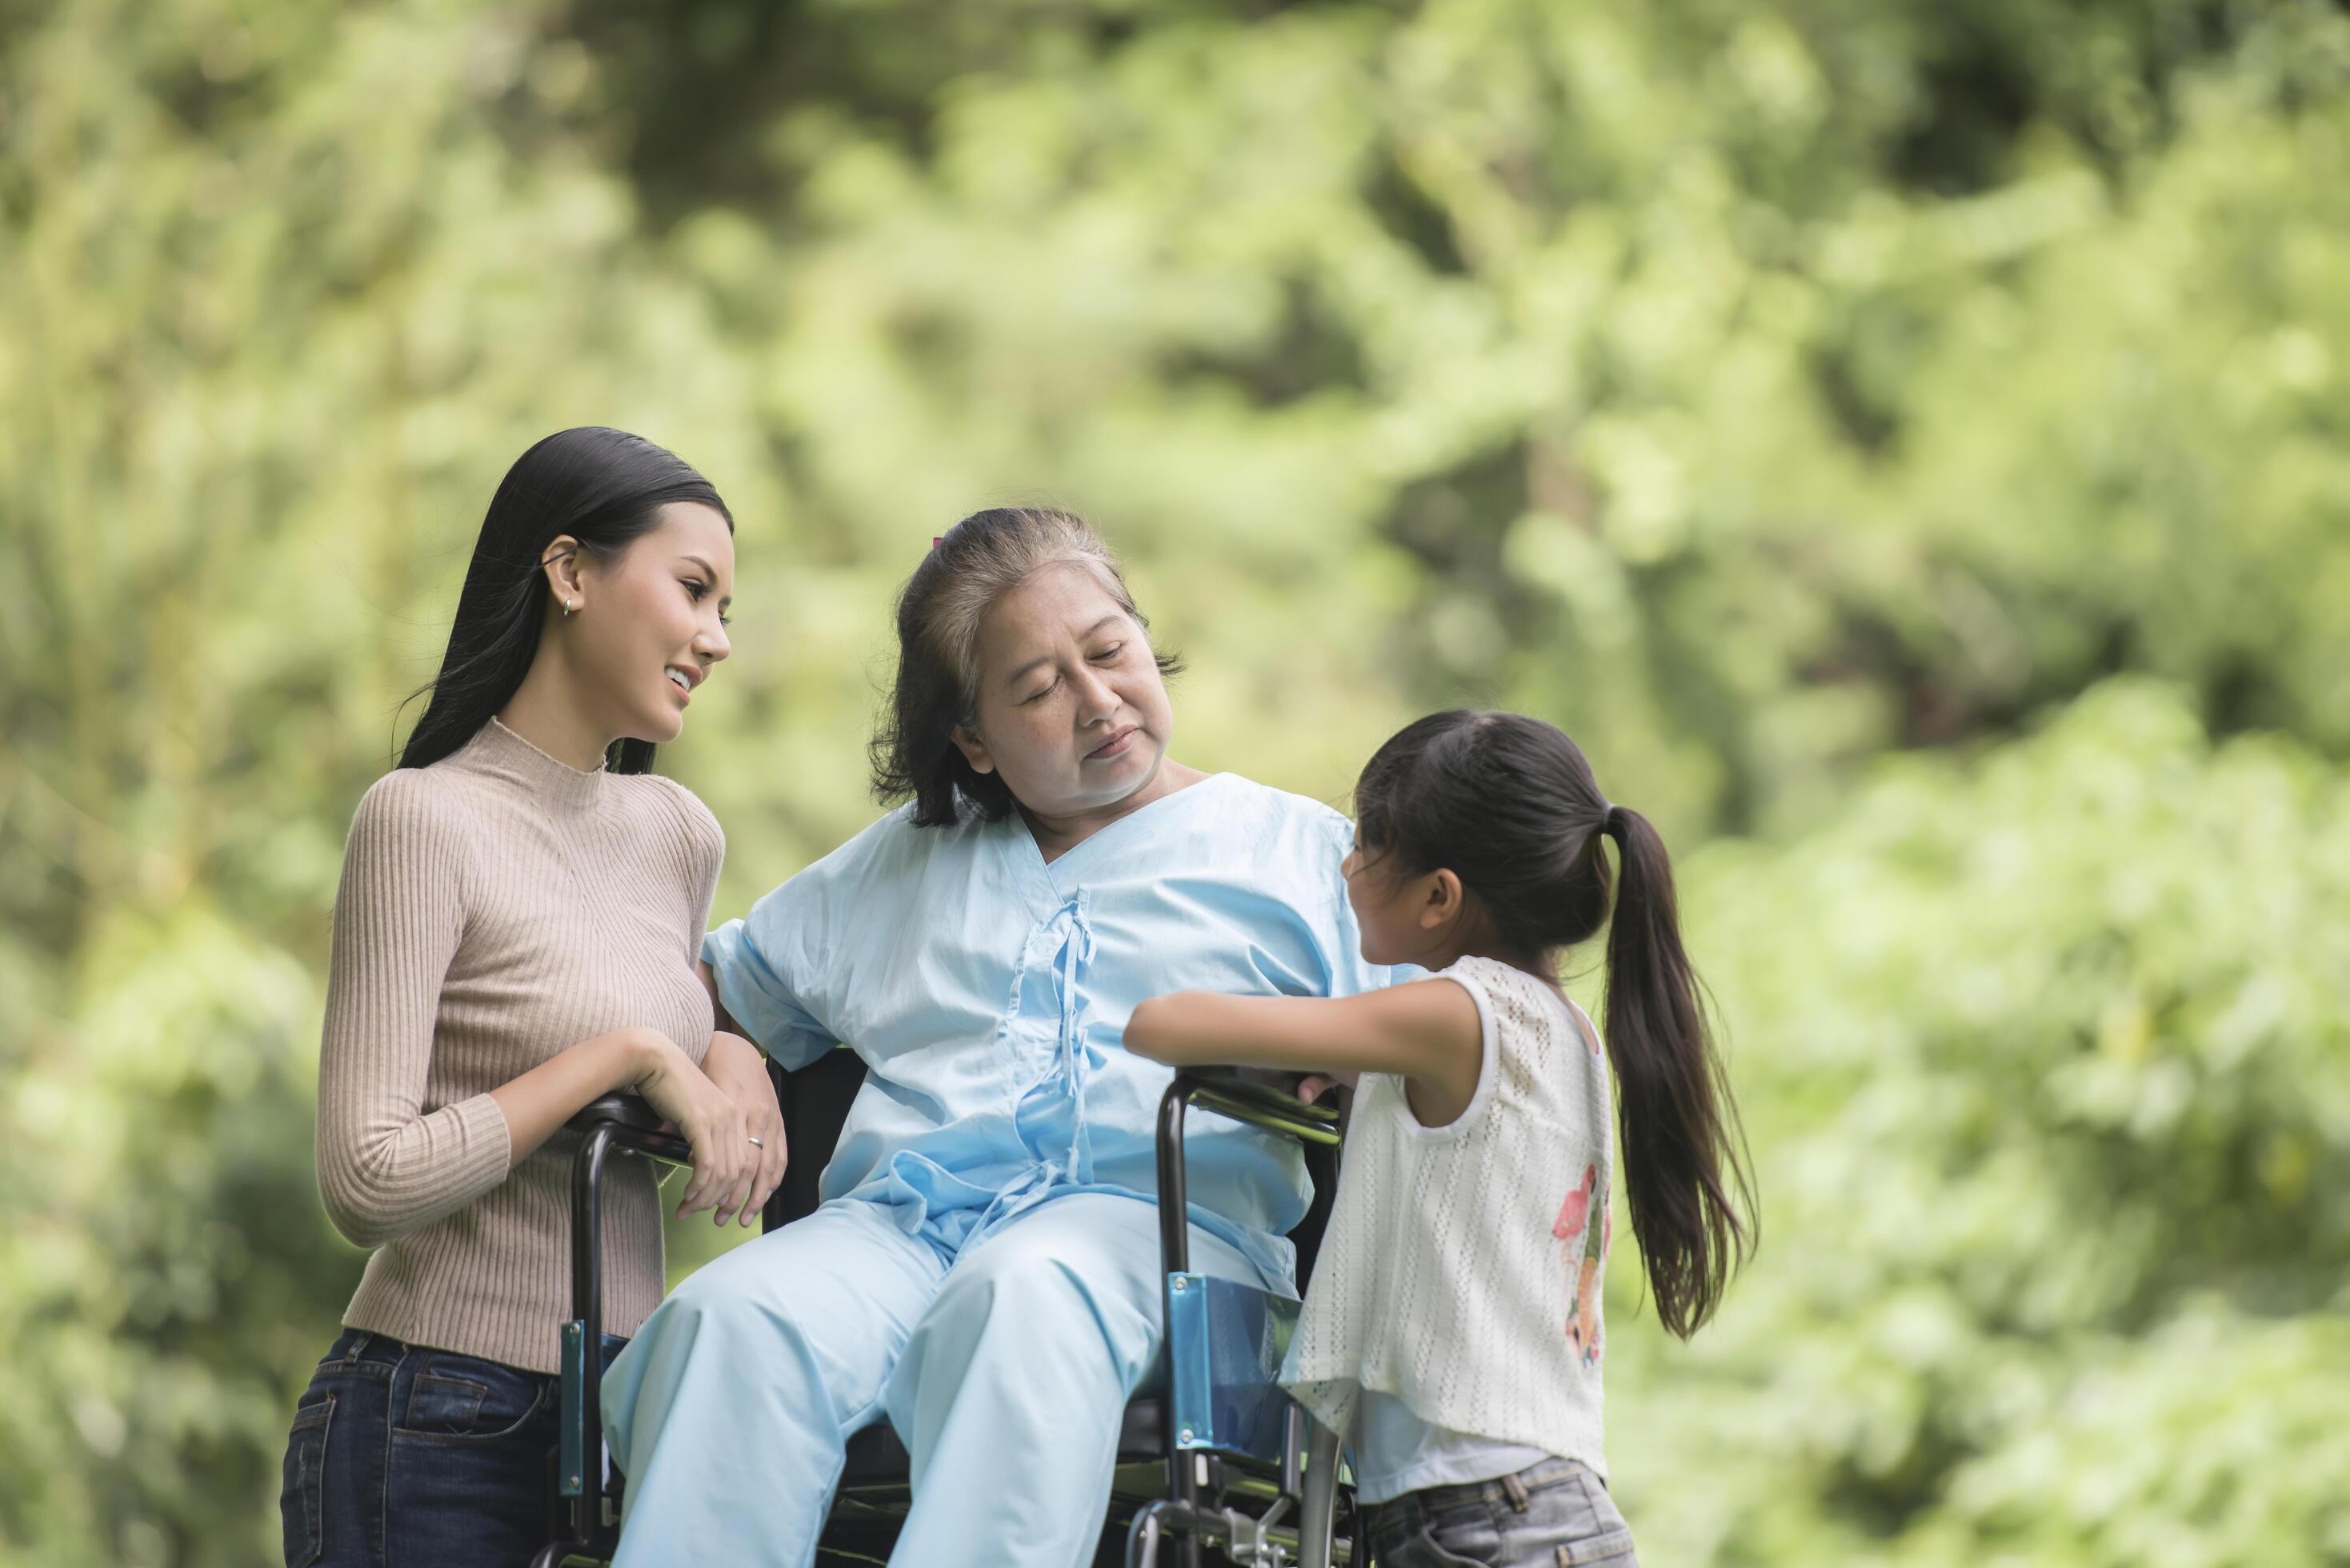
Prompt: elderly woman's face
<box><xmin>953</xmin><ymin>563</ymin><xmax>1175</xmax><ymax>820</ymax></box>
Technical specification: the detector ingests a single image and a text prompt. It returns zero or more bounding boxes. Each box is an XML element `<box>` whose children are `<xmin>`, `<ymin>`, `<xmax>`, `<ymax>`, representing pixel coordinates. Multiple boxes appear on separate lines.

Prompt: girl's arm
<box><xmin>1127</xmin><ymin>980</ymin><xmax>1486</xmax><ymax>1128</ymax></box>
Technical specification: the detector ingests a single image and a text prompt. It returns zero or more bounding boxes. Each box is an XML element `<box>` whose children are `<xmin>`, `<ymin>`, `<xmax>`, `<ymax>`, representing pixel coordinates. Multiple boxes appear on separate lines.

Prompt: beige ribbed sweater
<box><xmin>316</xmin><ymin>717</ymin><xmax>722</xmax><ymax>1374</ymax></box>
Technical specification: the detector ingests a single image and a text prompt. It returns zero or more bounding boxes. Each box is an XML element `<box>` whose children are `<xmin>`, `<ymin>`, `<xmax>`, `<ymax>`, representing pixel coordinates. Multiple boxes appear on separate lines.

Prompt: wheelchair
<box><xmin>532</xmin><ymin>1050</ymin><xmax>1367</xmax><ymax>1568</ymax></box>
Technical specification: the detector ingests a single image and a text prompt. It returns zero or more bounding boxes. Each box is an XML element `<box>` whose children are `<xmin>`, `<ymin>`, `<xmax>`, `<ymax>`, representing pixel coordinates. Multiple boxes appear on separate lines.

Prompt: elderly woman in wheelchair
<box><xmin>594</xmin><ymin>508</ymin><xmax>1391</xmax><ymax>1567</ymax></box>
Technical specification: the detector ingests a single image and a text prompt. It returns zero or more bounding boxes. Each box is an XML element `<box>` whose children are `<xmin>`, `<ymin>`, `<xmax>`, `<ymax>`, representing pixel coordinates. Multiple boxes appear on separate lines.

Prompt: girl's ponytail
<box><xmin>1599</xmin><ymin>803</ymin><xmax>1753</xmax><ymax>1338</ymax></box>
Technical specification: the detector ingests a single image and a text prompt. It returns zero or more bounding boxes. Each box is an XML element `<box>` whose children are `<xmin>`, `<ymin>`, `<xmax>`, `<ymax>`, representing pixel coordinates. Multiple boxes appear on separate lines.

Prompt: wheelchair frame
<box><xmin>1128</xmin><ymin>1070</ymin><xmax>1354</xmax><ymax>1568</ymax></box>
<box><xmin>530</xmin><ymin>1061</ymin><xmax>1362</xmax><ymax>1568</ymax></box>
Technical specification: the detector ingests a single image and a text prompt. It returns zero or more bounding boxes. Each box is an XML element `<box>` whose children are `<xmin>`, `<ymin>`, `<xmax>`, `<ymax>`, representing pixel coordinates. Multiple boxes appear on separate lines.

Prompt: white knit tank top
<box><xmin>1283</xmin><ymin>955</ymin><xmax>1616</xmax><ymax>1478</ymax></box>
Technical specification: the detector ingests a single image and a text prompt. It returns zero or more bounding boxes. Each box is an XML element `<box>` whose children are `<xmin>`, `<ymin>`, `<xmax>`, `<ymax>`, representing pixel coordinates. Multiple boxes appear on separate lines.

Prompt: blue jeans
<box><xmin>1362</xmin><ymin>1458</ymin><xmax>1639</xmax><ymax>1567</ymax></box>
<box><xmin>279</xmin><ymin>1327</ymin><xmax>621</xmax><ymax>1568</ymax></box>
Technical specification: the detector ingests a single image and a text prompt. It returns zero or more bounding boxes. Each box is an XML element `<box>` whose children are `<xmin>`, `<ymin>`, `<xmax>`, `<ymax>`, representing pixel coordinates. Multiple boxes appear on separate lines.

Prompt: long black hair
<box><xmin>1354</xmin><ymin>709</ymin><xmax>1755</xmax><ymax>1338</ymax></box>
<box><xmin>871</xmin><ymin>506</ymin><xmax>1179</xmax><ymax>826</ymax></box>
<box><xmin>398</xmin><ymin>427</ymin><xmax>732</xmax><ymax>775</ymax></box>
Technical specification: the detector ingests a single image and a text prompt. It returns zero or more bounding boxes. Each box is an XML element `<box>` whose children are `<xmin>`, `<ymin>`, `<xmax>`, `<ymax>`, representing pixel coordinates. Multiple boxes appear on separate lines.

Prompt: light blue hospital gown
<box><xmin>601</xmin><ymin>773</ymin><xmax>1391</xmax><ymax>1567</ymax></box>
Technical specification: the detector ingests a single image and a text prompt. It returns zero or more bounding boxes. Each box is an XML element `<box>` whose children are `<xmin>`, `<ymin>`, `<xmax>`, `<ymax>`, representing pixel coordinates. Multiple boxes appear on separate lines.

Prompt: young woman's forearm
<box><xmin>498</xmin><ymin>1026</ymin><xmax>765</xmax><ymax>1227</ymax></box>
<box><xmin>486</xmin><ymin>1026</ymin><xmax>666</xmax><ymax>1164</ymax></box>
<box><xmin>318</xmin><ymin>1026</ymin><xmax>666</xmax><ymax>1250</ymax></box>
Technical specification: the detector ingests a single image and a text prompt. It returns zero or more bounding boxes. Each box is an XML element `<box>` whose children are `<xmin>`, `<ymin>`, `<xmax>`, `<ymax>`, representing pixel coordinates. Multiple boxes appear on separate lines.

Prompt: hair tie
<box><xmin>1603</xmin><ymin>802</ymin><xmax>1624</xmax><ymax>835</ymax></box>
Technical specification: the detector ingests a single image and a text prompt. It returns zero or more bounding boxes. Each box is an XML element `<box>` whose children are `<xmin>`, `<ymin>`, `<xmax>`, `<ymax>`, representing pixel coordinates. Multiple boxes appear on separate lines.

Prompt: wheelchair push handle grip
<box><xmin>565</xmin><ymin>1090</ymin><xmax>694</xmax><ymax>1166</ymax></box>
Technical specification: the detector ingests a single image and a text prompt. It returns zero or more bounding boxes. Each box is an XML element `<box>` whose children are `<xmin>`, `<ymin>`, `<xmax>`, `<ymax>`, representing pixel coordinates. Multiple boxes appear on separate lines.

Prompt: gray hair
<box><xmin>871</xmin><ymin>506</ymin><xmax>1180</xmax><ymax>826</ymax></box>
<box><xmin>921</xmin><ymin>509</ymin><xmax>1139</xmax><ymax>707</ymax></box>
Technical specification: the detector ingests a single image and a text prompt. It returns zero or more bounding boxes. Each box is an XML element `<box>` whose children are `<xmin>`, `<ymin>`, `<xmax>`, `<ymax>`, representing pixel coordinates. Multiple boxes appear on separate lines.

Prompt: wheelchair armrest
<box><xmin>566</xmin><ymin>1091</ymin><xmax>693</xmax><ymax>1166</ymax></box>
<box><xmin>1186</xmin><ymin>1061</ymin><xmax>1339</xmax><ymax>1102</ymax></box>
<box><xmin>1166</xmin><ymin>1068</ymin><xmax>1343</xmax><ymax>1150</ymax></box>
<box><xmin>1152</xmin><ymin>1068</ymin><xmax>1342</xmax><ymax>1280</ymax></box>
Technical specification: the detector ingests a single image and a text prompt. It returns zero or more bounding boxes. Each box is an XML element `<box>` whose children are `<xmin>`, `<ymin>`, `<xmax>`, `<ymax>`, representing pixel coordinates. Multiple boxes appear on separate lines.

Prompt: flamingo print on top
<box><xmin>1552</xmin><ymin>1168</ymin><xmax>1593</xmax><ymax>1242</ymax></box>
<box><xmin>1553</xmin><ymin>1164</ymin><xmax>1609</xmax><ymax>1366</ymax></box>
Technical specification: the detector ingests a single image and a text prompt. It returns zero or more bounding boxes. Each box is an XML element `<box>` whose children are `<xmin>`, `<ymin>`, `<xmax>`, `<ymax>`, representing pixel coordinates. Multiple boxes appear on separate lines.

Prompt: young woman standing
<box><xmin>281</xmin><ymin>428</ymin><xmax>785</xmax><ymax>1568</ymax></box>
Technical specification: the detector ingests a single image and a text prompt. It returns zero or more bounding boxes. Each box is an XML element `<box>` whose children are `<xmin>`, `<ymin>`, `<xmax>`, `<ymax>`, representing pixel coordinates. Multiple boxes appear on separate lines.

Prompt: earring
<box><xmin>562</xmin><ymin>598</ymin><xmax>578</xmax><ymax>618</ymax></box>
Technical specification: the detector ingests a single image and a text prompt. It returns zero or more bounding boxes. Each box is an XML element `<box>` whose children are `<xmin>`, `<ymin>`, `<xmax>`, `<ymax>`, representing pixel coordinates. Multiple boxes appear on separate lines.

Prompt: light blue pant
<box><xmin>602</xmin><ymin>1190</ymin><xmax>1272</xmax><ymax>1567</ymax></box>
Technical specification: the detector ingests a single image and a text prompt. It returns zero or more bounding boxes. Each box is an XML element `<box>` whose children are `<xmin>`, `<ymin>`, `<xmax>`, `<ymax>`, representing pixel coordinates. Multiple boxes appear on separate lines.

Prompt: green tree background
<box><xmin>5</xmin><ymin>0</ymin><xmax>2348</xmax><ymax>1562</ymax></box>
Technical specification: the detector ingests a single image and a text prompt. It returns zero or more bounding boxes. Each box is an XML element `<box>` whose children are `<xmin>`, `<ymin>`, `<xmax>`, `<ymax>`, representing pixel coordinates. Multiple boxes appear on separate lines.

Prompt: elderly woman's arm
<box><xmin>1127</xmin><ymin>981</ymin><xmax>1487</xmax><ymax>1129</ymax></box>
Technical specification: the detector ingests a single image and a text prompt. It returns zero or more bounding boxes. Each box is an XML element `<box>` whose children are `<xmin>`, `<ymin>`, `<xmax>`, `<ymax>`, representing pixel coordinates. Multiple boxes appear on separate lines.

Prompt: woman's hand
<box><xmin>700</xmin><ymin>1030</ymin><xmax>787</xmax><ymax>1226</ymax></box>
<box><xmin>633</xmin><ymin>1038</ymin><xmax>759</xmax><ymax>1225</ymax></box>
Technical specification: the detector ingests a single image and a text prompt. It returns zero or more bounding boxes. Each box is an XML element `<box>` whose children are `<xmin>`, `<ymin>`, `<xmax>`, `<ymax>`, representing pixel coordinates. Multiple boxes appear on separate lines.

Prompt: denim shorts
<box><xmin>279</xmin><ymin>1326</ymin><xmax>620</xmax><ymax>1568</ymax></box>
<box><xmin>1361</xmin><ymin>1457</ymin><xmax>1639</xmax><ymax>1568</ymax></box>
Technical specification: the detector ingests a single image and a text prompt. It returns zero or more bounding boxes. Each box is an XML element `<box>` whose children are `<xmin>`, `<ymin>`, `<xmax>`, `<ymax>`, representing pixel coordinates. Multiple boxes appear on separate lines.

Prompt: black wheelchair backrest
<box><xmin>771</xmin><ymin>1048</ymin><xmax>867</xmax><ymax>1230</ymax></box>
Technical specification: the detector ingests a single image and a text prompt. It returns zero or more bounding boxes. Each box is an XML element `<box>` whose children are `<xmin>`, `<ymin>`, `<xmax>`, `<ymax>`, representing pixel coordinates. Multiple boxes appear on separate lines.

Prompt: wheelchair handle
<box><xmin>565</xmin><ymin>1091</ymin><xmax>694</xmax><ymax>1165</ymax></box>
<box><xmin>543</xmin><ymin>1091</ymin><xmax>693</xmax><ymax>1560</ymax></box>
<box><xmin>1153</xmin><ymin>1070</ymin><xmax>1340</xmax><ymax>1274</ymax></box>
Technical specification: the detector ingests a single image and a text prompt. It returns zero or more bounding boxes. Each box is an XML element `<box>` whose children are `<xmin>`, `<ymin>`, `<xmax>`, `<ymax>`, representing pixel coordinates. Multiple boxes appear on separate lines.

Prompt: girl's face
<box><xmin>953</xmin><ymin>562</ymin><xmax>1175</xmax><ymax>820</ymax></box>
<box><xmin>1343</xmin><ymin>842</ymin><xmax>1469</xmax><ymax>969</ymax></box>
<box><xmin>1344</xmin><ymin>845</ymin><xmax>1419</xmax><ymax>967</ymax></box>
<box><xmin>568</xmin><ymin>502</ymin><xmax>735</xmax><ymax>743</ymax></box>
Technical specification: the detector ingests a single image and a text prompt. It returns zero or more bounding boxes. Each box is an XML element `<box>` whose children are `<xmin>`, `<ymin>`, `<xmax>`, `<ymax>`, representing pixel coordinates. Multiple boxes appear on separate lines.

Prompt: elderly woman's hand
<box><xmin>700</xmin><ymin>1030</ymin><xmax>787</xmax><ymax>1225</ymax></box>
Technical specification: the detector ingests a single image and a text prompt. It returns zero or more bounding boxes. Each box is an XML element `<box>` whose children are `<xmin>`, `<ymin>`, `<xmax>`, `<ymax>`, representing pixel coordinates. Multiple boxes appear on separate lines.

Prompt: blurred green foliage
<box><xmin>3</xmin><ymin>0</ymin><xmax>2345</xmax><ymax>1562</ymax></box>
<box><xmin>1615</xmin><ymin>682</ymin><xmax>2350</xmax><ymax>1565</ymax></box>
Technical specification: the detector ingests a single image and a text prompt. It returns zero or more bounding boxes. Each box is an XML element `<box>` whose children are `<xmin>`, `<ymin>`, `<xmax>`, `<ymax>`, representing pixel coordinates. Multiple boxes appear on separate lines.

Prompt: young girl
<box><xmin>1127</xmin><ymin>709</ymin><xmax>1752</xmax><ymax>1568</ymax></box>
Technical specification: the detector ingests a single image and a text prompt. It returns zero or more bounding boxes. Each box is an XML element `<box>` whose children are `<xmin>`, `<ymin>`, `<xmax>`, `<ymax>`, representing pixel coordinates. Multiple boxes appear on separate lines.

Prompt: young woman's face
<box><xmin>570</xmin><ymin>502</ymin><xmax>735</xmax><ymax>744</ymax></box>
<box><xmin>954</xmin><ymin>562</ymin><xmax>1174</xmax><ymax>820</ymax></box>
